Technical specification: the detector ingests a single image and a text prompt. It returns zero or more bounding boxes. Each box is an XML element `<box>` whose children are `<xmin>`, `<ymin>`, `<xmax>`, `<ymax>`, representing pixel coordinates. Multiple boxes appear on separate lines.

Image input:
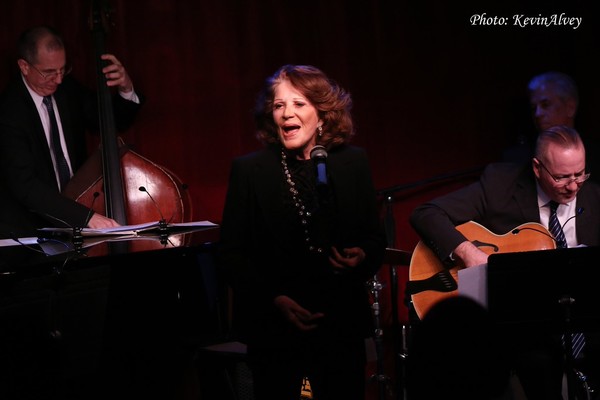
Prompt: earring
<box><xmin>318</xmin><ymin>126</ymin><xmax>323</xmax><ymax>137</ymax></box>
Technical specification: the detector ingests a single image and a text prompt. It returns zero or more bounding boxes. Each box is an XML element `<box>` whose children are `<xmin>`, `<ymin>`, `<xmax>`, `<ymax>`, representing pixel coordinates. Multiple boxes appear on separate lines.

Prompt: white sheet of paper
<box><xmin>458</xmin><ymin>263</ymin><xmax>488</xmax><ymax>308</ymax></box>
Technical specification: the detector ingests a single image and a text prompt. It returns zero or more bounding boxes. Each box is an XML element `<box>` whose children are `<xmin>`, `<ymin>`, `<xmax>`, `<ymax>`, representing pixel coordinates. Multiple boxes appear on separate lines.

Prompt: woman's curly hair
<box><xmin>254</xmin><ymin>64</ymin><xmax>354</xmax><ymax>150</ymax></box>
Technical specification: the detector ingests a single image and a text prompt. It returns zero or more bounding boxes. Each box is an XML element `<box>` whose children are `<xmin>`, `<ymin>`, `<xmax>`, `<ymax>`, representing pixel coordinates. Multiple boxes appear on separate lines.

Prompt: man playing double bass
<box><xmin>409</xmin><ymin>125</ymin><xmax>600</xmax><ymax>399</ymax></box>
<box><xmin>0</xmin><ymin>25</ymin><xmax>143</xmax><ymax>238</ymax></box>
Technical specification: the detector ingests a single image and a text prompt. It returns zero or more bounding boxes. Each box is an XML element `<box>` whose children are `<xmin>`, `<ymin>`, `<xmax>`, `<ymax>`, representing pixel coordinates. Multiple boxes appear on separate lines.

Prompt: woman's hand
<box><xmin>329</xmin><ymin>246</ymin><xmax>365</xmax><ymax>273</ymax></box>
<box><xmin>274</xmin><ymin>295</ymin><xmax>324</xmax><ymax>331</ymax></box>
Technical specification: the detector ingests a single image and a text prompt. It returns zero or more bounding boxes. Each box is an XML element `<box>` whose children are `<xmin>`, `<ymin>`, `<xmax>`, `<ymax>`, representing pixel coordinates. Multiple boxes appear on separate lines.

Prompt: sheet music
<box><xmin>38</xmin><ymin>220</ymin><xmax>218</xmax><ymax>237</ymax></box>
<box><xmin>0</xmin><ymin>237</ymin><xmax>39</xmax><ymax>248</ymax></box>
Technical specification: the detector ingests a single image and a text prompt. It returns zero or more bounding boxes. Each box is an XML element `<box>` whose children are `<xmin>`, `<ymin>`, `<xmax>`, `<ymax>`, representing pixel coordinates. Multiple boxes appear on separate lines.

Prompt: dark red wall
<box><xmin>1</xmin><ymin>0</ymin><xmax>598</xmax><ymax>253</ymax></box>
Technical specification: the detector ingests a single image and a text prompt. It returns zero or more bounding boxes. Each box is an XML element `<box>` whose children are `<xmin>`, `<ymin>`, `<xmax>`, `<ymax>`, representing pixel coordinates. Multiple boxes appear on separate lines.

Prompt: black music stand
<box><xmin>486</xmin><ymin>246</ymin><xmax>600</xmax><ymax>400</ymax></box>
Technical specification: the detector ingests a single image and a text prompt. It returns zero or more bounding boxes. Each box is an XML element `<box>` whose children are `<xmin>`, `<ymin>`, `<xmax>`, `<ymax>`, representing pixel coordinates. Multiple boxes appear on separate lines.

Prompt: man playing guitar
<box><xmin>409</xmin><ymin>125</ymin><xmax>600</xmax><ymax>399</ymax></box>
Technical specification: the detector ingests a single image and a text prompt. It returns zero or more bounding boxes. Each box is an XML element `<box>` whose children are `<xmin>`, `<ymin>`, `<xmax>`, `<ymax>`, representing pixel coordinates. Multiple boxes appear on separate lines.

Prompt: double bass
<box><xmin>64</xmin><ymin>0</ymin><xmax>192</xmax><ymax>250</ymax></box>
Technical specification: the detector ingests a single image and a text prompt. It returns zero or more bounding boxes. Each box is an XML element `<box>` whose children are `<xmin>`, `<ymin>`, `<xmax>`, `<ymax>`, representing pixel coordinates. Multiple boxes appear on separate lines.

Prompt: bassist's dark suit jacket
<box><xmin>0</xmin><ymin>75</ymin><xmax>142</xmax><ymax>237</ymax></box>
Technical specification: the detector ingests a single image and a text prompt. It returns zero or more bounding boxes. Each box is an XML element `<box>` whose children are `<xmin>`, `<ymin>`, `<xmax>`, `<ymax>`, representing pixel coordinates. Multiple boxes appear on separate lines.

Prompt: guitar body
<box><xmin>409</xmin><ymin>221</ymin><xmax>556</xmax><ymax>319</ymax></box>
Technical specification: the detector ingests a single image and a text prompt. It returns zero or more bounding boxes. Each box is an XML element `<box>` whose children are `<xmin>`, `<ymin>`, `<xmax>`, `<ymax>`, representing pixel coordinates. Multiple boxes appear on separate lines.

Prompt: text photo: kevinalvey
<box><xmin>470</xmin><ymin>13</ymin><xmax>582</xmax><ymax>29</ymax></box>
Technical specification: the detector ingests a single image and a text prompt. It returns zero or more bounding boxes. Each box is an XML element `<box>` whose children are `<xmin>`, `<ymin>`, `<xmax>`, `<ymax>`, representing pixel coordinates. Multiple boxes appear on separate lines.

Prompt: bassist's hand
<box><xmin>87</xmin><ymin>213</ymin><xmax>120</xmax><ymax>229</ymax></box>
<box><xmin>101</xmin><ymin>54</ymin><xmax>133</xmax><ymax>94</ymax></box>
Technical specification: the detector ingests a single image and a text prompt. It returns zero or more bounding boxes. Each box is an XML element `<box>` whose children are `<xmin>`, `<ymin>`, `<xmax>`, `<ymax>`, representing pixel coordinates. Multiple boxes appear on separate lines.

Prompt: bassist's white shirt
<box><xmin>22</xmin><ymin>75</ymin><xmax>73</xmax><ymax>189</ymax></box>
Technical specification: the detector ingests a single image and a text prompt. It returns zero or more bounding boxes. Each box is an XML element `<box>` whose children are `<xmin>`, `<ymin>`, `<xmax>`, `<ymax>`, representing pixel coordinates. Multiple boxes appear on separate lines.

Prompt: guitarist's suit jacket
<box><xmin>0</xmin><ymin>75</ymin><xmax>143</xmax><ymax>237</ymax></box>
<box><xmin>410</xmin><ymin>162</ymin><xmax>600</xmax><ymax>264</ymax></box>
<box><xmin>409</xmin><ymin>161</ymin><xmax>600</xmax><ymax>398</ymax></box>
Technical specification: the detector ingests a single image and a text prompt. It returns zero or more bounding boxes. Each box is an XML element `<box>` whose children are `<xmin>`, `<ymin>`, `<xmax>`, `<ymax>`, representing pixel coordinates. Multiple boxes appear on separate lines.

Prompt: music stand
<box><xmin>486</xmin><ymin>246</ymin><xmax>600</xmax><ymax>400</ymax></box>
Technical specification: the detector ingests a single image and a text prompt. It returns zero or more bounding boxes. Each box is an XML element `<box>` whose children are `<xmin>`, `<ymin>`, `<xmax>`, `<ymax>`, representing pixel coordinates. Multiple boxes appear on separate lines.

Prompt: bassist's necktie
<box><xmin>43</xmin><ymin>96</ymin><xmax>71</xmax><ymax>190</ymax></box>
<box><xmin>549</xmin><ymin>200</ymin><xmax>586</xmax><ymax>359</ymax></box>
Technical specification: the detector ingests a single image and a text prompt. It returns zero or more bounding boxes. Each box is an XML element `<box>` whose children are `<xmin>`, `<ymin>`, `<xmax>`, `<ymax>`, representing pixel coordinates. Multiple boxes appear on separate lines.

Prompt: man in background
<box><xmin>503</xmin><ymin>71</ymin><xmax>578</xmax><ymax>164</ymax></box>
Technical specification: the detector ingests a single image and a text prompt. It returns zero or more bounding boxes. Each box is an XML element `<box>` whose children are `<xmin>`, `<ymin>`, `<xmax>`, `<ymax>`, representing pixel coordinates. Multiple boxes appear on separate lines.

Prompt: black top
<box><xmin>218</xmin><ymin>143</ymin><xmax>386</xmax><ymax>347</ymax></box>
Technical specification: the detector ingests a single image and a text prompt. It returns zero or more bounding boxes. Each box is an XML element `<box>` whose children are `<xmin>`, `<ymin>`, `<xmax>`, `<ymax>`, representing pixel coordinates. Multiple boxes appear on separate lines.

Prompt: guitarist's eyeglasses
<box><xmin>534</xmin><ymin>158</ymin><xmax>590</xmax><ymax>186</ymax></box>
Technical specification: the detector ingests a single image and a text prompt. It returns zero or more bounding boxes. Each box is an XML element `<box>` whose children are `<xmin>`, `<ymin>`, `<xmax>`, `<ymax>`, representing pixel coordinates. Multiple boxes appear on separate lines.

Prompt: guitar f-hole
<box><xmin>471</xmin><ymin>240</ymin><xmax>499</xmax><ymax>253</ymax></box>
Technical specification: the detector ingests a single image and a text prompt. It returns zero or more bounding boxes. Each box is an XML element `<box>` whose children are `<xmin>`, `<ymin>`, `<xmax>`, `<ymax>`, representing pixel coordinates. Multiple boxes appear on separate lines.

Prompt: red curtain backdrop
<box><xmin>1</xmin><ymin>0</ymin><xmax>598</xmax><ymax>253</ymax></box>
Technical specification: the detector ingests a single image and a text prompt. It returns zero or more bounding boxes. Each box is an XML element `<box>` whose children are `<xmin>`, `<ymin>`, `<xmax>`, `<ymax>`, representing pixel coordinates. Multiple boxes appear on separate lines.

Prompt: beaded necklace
<box><xmin>281</xmin><ymin>150</ymin><xmax>324</xmax><ymax>254</ymax></box>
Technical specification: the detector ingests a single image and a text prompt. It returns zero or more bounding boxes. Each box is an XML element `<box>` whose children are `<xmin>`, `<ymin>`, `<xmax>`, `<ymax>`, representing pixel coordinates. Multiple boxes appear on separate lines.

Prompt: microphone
<box><xmin>511</xmin><ymin>226</ymin><xmax>556</xmax><ymax>242</ymax></box>
<box><xmin>561</xmin><ymin>207</ymin><xmax>584</xmax><ymax>231</ymax></box>
<box><xmin>36</xmin><ymin>211</ymin><xmax>83</xmax><ymax>250</ymax></box>
<box><xmin>138</xmin><ymin>186</ymin><xmax>168</xmax><ymax>230</ymax></box>
<box><xmin>9</xmin><ymin>232</ymin><xmax>48</xmax><ymax>256</ymax></box>
<box><xmin>38</xmin><ymin>212</ymin><xmax>72</xmax><ymax>228</ymax></box>
<box><xmin>511</xmin><ymin>207</ymin><xmax>585</xmax><ymax>244</ymax></box>
<box><xmin>34</xmin><ymin>212</ymin><xmax>83</xmax><ymax>251</ymax></box>
<box><xmin>72</xmin><ymin>191</ymin><xmax>101</xmax><ymax>247</ymax></box>
<box><xmin>310</xmin><ymin>145</ymin><xmax>328</xmax><ymax>186</ymax></box>
<box><xmin>6</xmin><ymin>232</ymin><xmax>73</xmax><ymax>258</ymax></box>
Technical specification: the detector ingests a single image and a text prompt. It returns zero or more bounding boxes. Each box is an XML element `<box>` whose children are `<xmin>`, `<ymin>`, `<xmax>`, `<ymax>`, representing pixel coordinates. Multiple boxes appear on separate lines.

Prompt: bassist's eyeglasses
<box><xmin>26</xmin><ymin>61</ymin><xmax>72</xmax><ymax>81</ymax></box>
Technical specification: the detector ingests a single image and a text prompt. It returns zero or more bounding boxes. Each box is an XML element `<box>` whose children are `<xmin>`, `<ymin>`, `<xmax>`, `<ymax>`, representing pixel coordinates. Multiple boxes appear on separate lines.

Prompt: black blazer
<box><xmin>218</xmin><ymin>144</ymin><xmax>386</xmax><ymax>346</ymax></box>
<box><xmin>0</xmin><ymin>75</ymin><xmax>143</xmax><ymax>237</ymax></box>
<box><xmin>410</xmin><ymin>162</ymin><xmax>600</xmax><ymax>262</ymax></box>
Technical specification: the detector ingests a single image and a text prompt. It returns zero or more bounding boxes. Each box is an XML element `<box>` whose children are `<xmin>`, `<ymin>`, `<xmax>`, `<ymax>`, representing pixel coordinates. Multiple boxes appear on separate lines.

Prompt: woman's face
<box><xmin>272</xmin><ymin>80</ymin><xmax>322</xmax><ymax>160</ymax></box>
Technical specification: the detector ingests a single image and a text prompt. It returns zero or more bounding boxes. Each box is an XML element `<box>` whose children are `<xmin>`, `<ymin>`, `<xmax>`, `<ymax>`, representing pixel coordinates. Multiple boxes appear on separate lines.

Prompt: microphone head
<box><xmin>138</xmin><ymin>185</ymin><xmax>166</xmax><ymax>222</ymax></box>
<box><xmin>310</xmin><ymin>145</ymin><xmax>327</xmax><ymax>160</ymax></box>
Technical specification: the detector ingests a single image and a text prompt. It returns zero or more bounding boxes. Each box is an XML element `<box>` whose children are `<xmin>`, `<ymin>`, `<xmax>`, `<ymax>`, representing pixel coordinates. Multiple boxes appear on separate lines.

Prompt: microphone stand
<box><xmin>382</xmin><ymin>194</ymin><xmax>412</xmax><ymax>400</ymax></box>
<box><xmin>377</xmin><ymin>166</ymin><xmax>483</xmax><ymax>400</ymax></box>
<box><xmin>157</xmin><ymin>218</ymin><xmax>169</xmax><ymax>245</ymax></box>
<box><xmin>383</xmin><ymin>194</ymin><xmax>404</xmax><ymax>400</ymax></box>
<box><xmin>139</xmin><ymin>186</ymin><xmax>171</xmax><ymax>245</ymax></box>
<box><xmin>376</xmin><ymin>166</ymin><xmax>484</xmax><ymax>197</ymax></box>
<box><xmin>72</xmin><ymin>227</ymin><xmax>84</xmax><ymax>251</ymax></box>
<box><xmin>559</xmin><ymin>295</ymin><xmax>579</xmax><ymax>400</ymax></box>
<box><xmin>367</xmin><ymin>275</ymin><xmax>391</xmax><ymax>400</ymax></box>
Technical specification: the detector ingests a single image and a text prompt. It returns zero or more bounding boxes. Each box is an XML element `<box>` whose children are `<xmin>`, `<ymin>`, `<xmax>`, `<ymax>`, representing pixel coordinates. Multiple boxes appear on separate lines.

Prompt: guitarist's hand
<box><xmin>453</xmin><ymin>240</ymin><xmax>489</xmax><ymax>267</ymax></box>
<box><xmin>274</xmin><ymin>295</ymin><xmax>325</xmax><ymax>332</ymax></box>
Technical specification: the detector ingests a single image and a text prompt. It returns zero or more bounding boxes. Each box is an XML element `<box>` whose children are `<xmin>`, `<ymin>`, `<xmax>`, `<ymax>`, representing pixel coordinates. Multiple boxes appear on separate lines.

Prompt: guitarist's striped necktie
<box><xmin>549</xmin><ymin>201</ymin><xmax>586</xmax><ymax>359</ymax></box>
<box><xmin>548</xmin><ymin>201</ymin><xmax>567</xmax><ymax>249</ymax></box>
